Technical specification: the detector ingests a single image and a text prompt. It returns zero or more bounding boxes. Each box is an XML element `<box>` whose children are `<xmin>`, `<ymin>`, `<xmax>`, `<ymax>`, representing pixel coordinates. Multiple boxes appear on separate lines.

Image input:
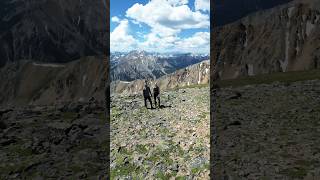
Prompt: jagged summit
<box><xmin>110</xmin><ymin>51</ymin><xmax>209</xmax><ymax>82</ymax></box>
<box><xmin>111</xmin><ymin>60</ymin><xmax>210</xmax><ymax>95</ymax></box>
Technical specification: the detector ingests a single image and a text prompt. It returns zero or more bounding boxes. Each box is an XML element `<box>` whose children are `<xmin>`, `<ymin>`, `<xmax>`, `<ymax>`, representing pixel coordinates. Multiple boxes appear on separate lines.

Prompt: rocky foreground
<box><xmin>0</xmin><ymin>101</ymin><xmax>108</xmax><ymax>179</ymax></box>
<box><xmin>111</xmin><ymin>86</ymin><xmax>210</xmax><ymax>179</ymax></box>
<box><xmin>214</xmin><ymin>79</ymin><xmax>320</xmax><ymax>179</ymax></box>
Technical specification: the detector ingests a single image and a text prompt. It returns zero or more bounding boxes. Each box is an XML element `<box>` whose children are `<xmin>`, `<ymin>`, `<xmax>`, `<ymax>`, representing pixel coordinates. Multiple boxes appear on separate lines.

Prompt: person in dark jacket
<box><xmin>143</xmin><ymin>80</ymin><xmax>153</xmax><ymax>109</ymax></box>
<box><xmin>153</xmin><ymin>83</ymin><xmax>160</xmax><ymax>108</ymax></box>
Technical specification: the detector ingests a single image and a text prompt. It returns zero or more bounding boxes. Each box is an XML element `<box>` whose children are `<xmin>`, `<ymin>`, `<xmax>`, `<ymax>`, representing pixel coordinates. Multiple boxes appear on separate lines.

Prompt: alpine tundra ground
<box><xmin>111</xmin><ymin>86</ymin><xmax>210</xmax><ymax>179</ymax></box>
<box><xmin>214</xmin><ymin>70</ymin><xmax>320</xmax><ymax>179</ymax></box>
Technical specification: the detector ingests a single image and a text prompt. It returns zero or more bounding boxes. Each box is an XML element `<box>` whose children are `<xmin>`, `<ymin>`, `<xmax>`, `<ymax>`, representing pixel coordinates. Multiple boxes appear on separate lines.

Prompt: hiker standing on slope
<box><xmin>143</xmin><ymin>80</ymin><xmax>153</xmax><ymax>109</ymax></box>
<box><xmin>153</xmin><ymin>83</ymin><xmax>160</xmax><ymax>108</ymax></box>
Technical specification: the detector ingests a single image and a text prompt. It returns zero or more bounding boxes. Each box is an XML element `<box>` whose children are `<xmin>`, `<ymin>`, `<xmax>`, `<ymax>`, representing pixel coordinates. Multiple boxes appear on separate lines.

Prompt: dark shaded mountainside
<box><xmin>0</xmin><ymin>56</ymin><xmax>107</xmax><ymax>107</ymax></box>
<box><xmin>214</xmin><ymin>0</ymin><xmax>320</xmax><ymax>80</ymax></box>
<box><xmin>0</xmin><ymin>1</ymin><xmax>109</xmax><ymax>179</ymax></box>
<box><xmin>215</xmin><ymin>0</ymin><xmax>293</xmax><ymax>26</ymax></box>
<box><xmin>0</xmin><ymin>0</ymin><xmax>107</xmax><ymax>67</ymax></box>
<box><xmin>0</xmin><ymin>0</ymin><xmax>108</xmax><ymax>106</ymax></box>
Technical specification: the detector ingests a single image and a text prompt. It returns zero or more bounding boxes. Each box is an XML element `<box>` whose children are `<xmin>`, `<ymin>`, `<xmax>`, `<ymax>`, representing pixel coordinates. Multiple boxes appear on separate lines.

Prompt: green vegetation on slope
<box><xmin>216</xmin><ymin>70</ymin><xmax>320</xmax><ymax>87</ymax></box>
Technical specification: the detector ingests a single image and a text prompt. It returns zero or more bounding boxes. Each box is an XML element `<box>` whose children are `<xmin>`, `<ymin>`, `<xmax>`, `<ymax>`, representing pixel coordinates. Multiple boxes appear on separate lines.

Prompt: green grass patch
<box><xmin>111</xmin><ymin>163</ymin><xmax>139</xmax><ymax>178</ymax></box>
<box><xmin>279</xmin><ymin>152</ymin><xmax>296</xmax><ymax>159</ymax></box>
<box><xmin>155</xmin><ymin>171</ymin><xmax>171</xmax><ymax>179</ymax></box>
<box><xmin>0</xmin><ymin>154</ymin><xmax>44</xmax><ymax>175</ymax></box>
<box><xmin>96</xmin><ymin>112</ymin><xmax>106</xmax><ymax>120</ymax></box>
<box><xmin>191</xmin><ymin>163</ymin><xmax>210</xmax><ymax>175</ymax></box>
<box><xmin>111</xmin><ymin>107</ymin><xmax>122</xmax><ymax>120</ymax></box>
<box><xmin>145</xmin><ymin>148</ymin><xmax>174</xmax><ymax>166</ymax></box>
<box><xmin>175</xmin><ymin>176</ymin><xmax>187</xmax><ymax>180</ymax></box>
<box><xmin>118</xmin><ymin>147</ymin><xmax>133</xmax><ymax>156</ymax></box>
<box><xmin>198</xmin><ymin>111</ymin><xmax>209</xmax><ymax>120</ymax></box>
<box><xmin>189</xmin><ymin>146</ymin><xmax>206</xmax><ymax>155</ymax></box>
<box><xmin>159</xmin><ymin>128</ymin><xmax>170</xmax><ymax>134</ymax></box>
<box><xmin>71</xmin><ymin>139</ymin><xmax>98</xmax><ymax>153</ymax></box>
<box><xmin>168</xmin><ymin>83</ymin><xmax>209</xmax><ymax>91</ymax></box>
<box><xmin>295</xmin><ymin>159</ymin><xmax>319</xmax><ymax>168</ymax></box>
<box><xmin>138</xmin><ymin>107</ymin><xmax>148</xmax><ymax>114</ymax></box>
<box><xmin>215</xmin><ymin>69</ymin><xmax>320</xmax><ymax>87</ymax></box>
<box><xmin>6</xmin><ymin>144</ymin><xmax>33</xmax><ymax>157</ymax></box>
<box><xmin>136</xmin><ymin>144</ymin><xmax>148</xmax><ymax>154</ymax></box>
<box><xmin>61</xmin><ymin>112</ymin><xmax>78</xmax><ymax>121</ymax></box>
<box><xmin>68</xmin><ymin>165</ymin><xmax>83</xmax><ymax>173</ymax></box>
<box><xmin>280</xmin><ymin>167</ymin><xmax>308</xmax><ymax>179</ymax></box>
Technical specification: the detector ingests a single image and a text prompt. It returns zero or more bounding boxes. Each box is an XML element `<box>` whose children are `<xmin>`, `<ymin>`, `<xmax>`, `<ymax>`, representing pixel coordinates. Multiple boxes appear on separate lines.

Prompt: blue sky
<box><xmin>110</xmin><ymin>0</ymin><xmax>210</xmax><ymax>54</ymax></box>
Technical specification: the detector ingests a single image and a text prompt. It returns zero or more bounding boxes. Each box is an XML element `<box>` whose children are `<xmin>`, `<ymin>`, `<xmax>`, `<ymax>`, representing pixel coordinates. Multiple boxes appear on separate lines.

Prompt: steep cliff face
<box><xmin>0</xmin><ymin>56</ymin><xmax>107</xmax><ymax>106</ymax></box>
<box><xmin>215</xmin><ymin>0</ymin><xmax>320</xmax><ymax>80</ymax></box>
<box><xmin>111</xmin><ymin>60</ymin><xmax>210</xmax><ymax>95</ymax></box>
<box><xmin>0</xmin><ymin>0</ymin><xmax>107</xmax><ymax>67</ymax></box>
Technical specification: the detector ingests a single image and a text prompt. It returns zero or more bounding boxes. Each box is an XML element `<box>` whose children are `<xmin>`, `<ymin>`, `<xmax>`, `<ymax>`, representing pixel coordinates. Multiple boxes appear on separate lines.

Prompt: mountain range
<box><xmin>110</xmin><ymin>50</ymin><xmax>209</xmax><ymax>82</ymax></box>
<box><xmin>111</xmin><ymin>60</ymin><xmax>210</xmax><ymax>95</ymax></box>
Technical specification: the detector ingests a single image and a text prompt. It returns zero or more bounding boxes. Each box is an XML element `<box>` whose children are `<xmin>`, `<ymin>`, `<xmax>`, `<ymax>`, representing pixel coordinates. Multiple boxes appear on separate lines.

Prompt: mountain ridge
<box><xmin>111</xmin><ymin>60</ymin><xmax>210</xmax><ymax>95</ymax></box>
<box><xmin>214</xmin><ymin>0</ymin><xmax>320</xmax><ymax>80</ymax></box>
<box><xmin>110</xmin><ymin>50</ymin><xmax>209</xmax><ymax>82</ymax></box>
<box><xmin>0</xmin><ymin>0</ymin><xmax>107</xmax><ymax>67</ymax></box>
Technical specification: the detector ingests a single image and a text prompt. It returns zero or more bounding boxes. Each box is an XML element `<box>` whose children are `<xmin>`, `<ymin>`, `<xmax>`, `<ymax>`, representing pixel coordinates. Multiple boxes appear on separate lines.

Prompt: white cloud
<box><xmin>139</xmin><ymin>33</ymin><xmax>177</xmax><ymax>51</ymax></box>
<box><xmin>110</xmin><ymin>19</ymin><xmax>137</xmax><ymax>52</ymax></box>
<box><xmin>110</xmin><ymin>0</ymin><xmax>210</xmax><ymax>53</ymax></box>
<box><xmin>126</xmin><ymin>0</ymin><xmax>209</xmax><ymax>37</ymax></box>
<box><xmin>137</xmin><ymin>31</ymin><xmax>209</xmax><ymax>54</ymax></box>
<box><xmin>175</xmin><ymin>32</ymin><xmax>210</xmax><ymax>53</ymax></box>
<box><xmin>195</xmin><ymin>0</ymin><xmax>210</xmax><ymax>12</ymax></box>
<box><xmin>167</xmin><ymin>0</ymin><xmax>188</xmax><ymax>6</ymax></box>
<box><xmin>111</xmin><ymin>16</ymin><xmax>120</xmax><ymax>23</ymax></box>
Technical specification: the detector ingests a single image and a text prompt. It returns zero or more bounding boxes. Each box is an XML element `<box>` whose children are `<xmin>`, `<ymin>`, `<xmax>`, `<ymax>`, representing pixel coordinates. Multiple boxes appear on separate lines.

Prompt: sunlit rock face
<box><xmin>111</xmin><ymin>60</ymin><xmax>210</xmax><ymax>95</ymax></box>
<box><xmin>214</xmin><ymin>0</ymin><xmax>320</xmax><ymax>80</ymax></box>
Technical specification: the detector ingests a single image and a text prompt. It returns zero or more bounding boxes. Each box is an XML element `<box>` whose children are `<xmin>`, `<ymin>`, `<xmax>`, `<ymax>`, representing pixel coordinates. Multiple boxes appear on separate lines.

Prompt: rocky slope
<box><xmin>213</xmin><ymin>79</ymin><xmax>320</xmax><ymax>179</ymax></box>
<box><xmin>111</xmin><ymin>60</ymin><xmax>210</xmax><ymax>95</ymax></box>
<box><xmin>110</xmin><ymin>51</ymin><xmax>209</xmax><ymax>81</ymax></box>
<box><xmin>0</xmin><ymin>100</ymin><xmax>108</xmax><ymax>179</ymax></box>
<box><xmin>214</xmin><ymin>0</ymin><xmax>320</xmax><ymax>80</ymax></box>
<box><xmin>111</xmin><ymin>86</ymin><xmax>209</xmax><ymax>179</ymax></box>
<box><xmin>0</xmin><ymin>56</ymin><xmax>107</xmax><ymax>107</ymax></box>
<box><xmin>0</xmin><ymin>0</ymin><xmax>107</xmax><ymax>67</ymax></box>
<box><xmin>0</xmin><ymin>56</ymin><xmax>109</xmax><ymax>178</ymax></box>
